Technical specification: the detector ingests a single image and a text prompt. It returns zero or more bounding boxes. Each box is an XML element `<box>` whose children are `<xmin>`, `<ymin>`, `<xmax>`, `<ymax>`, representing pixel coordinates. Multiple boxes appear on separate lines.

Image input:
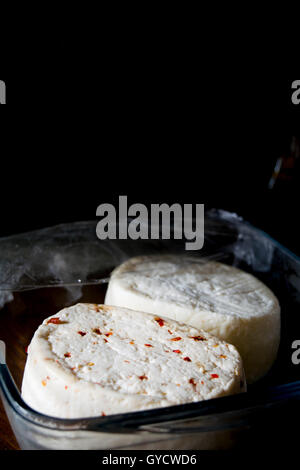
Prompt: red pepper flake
<box><xmin>138</xmin><ymin>375</ymin><xmax>148</xmax><ymax>380</ymax></box>
<box><xmin>183</xmin><ymin>357</ymin><xmax>192</xmax><ymax>362</ymax></box>
<box><xmin>170</xmin><ymin>337</ymin><xmax>182</xmax><ymax>341</ymax></box>
<box><xmin>129</xmin><ymin>340</ymin><xmax>135</xmax><ymax>345</ymax></box>
<box><xmin>25</xmin><ymin>346</ymin><xmax>28</xmax><ymax>354</ymax></box>
<box><xmin>173</xmin><ymin>349</ymin><xmax>182</xmax><ymax>354</ymax></box>
<box><xmin>167</xmin><ymin>329</ymin><xmax>173</xmax><ymax>335</ymax></box>
<box><xmin>47</xmin><ymin>317</ymin><xmax>62</xmax><ymax>325</ymax></box>
<box><xmin>101</xmin><ymin>412</ymin><xmax>106</xmax><ymax>416</ymax></box>
<box><xmin>155</xmin><ymin>317</ymin><xmax>165</xmax><ymax>327</ymax></box>
<box><xmin>189</xmin><ymin>378</ymin><xmax>197</xmax><ymax>389</ymax></box>
<box><xmin>103</xmin><ymin>338</ymin><xmax>108</xmax><ymax>343</ymax></box>
<box><xmin>65</xmin><ymin>385</ymin><xmax>68</xmax><ymax>390</ymax></box>
<box><xmin>78</xmin><ymin>331</ymin><xmax>87</xmax><ymax>336</ymax></box>
<box><xmin>210</xmin><ymin>374</ymin><xmax>219</xmax><ymax>379</ymax></box>
<box><xmin>93</xmin><ymin>328</ymin><xmax>102</xmax><ymax>335</ymax></box>
<box><xmin>144</xmin><ymin>344</ymin><xmax>153</xmax><ymax>347</ymax></box>
<box><xmin>188</xmin><ymin>335</ymin><xmax>205</xmax><ymax>341</ymax></box>
<box><xmin>64</xmin><ymin>352</ymin><xmax>71</xmax><ymax>358</ymax></box>
<box><xmin>219</xmin><ymin>354</ymin><xmax>227</xmax><ymax>359</ymax></box>
<box><xmin>105</xmin><ymin>332</ymin><xmax>113</xmax><ymax>337</ymax></box>
<box><xmin>201</xmin><ymin>380</ymin><xmax>204</xmax><ymax>385</ymax></box>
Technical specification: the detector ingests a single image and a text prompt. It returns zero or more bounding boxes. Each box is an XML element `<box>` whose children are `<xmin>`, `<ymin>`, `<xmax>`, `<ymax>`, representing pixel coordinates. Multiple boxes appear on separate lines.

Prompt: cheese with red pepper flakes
<box><xmin>21</xmin><ymin>303</ymin><xmax>245</xmax><ymax>418</ymax></box>
<box><xmin>105</xmin><ymin>255</ymin><xmax>281</xmax><ymax>383</ymax></box>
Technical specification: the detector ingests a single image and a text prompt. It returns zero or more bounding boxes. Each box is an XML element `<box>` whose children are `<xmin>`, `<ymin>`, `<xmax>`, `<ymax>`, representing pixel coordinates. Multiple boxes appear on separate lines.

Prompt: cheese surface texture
<box><xmin>21</xmin><ymin>303</ymin><xmax>245</xmax><ymax>418</ymax></box>
<box><xmin>105</xmin><ymin>256</ymin><xmax>281</xmax><ymax>383</ymax></box>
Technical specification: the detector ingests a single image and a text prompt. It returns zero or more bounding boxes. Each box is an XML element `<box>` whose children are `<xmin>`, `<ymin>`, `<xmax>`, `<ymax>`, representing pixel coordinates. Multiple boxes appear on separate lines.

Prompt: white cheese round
<box><xmin>105</xmin><ymin>256</ymin><xmax>281</xmax><ymax>383</ymax></box>
<box><xmin>21</xmin><ymin>303</ymin><xmax>246</xmax><ymax>418</ymax></box>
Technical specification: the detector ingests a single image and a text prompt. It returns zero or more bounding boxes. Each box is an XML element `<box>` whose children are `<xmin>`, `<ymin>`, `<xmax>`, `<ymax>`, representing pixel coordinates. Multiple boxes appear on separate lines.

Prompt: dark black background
<box><xmin>0</xmin><ymin>61</ymin><xmax>299</xmax><ymax>254</ymax></box>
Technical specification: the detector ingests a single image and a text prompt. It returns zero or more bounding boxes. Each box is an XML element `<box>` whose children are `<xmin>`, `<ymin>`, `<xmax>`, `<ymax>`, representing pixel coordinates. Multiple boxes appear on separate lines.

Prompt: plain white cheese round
<box><xmin>21</xmin><ymin>303</ymin><xmax>246</xmax><ymax>418</ymax></box>
<box><xmin>104</xmin><ymin>256</ymin><xmax>281</xmax><ymax>383</ymax></box>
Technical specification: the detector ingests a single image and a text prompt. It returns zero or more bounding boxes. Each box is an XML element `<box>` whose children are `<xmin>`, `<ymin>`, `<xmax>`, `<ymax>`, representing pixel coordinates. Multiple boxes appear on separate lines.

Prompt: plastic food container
<box><xmin>0</xmin><ymin>209</ymin><xmax>299</xmax><ymax>450</ymax></box>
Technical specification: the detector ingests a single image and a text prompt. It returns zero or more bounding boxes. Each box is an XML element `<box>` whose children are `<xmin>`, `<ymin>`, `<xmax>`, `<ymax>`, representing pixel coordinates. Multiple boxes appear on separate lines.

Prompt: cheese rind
<box><xmin>104</xmin><ymin>256</ymin><xmax>281</xmax><ymax>383</ymax></box>
<box><xmin>21</xmin><ymin>303</ymin><xmax>245</xmax><ymax>418</ymax></box>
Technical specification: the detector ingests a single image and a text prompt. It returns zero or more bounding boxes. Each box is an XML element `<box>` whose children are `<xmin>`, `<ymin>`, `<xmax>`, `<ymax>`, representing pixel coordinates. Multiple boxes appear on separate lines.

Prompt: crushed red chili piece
<box><xmin>188</xmin><ymin>335</ymin><xmax>205</xmax><ymax>341</ymax></box>
<box><xmin>25</xmin><ymin>346</ymin><xmax>28</xmax><ymax>354</ymax></box>
<box><xmin>93</xmin><ymin>328</ymin><xmax>101</xmax><ymax>335</ymax></box>
<box><xmin>219</xmin><ymin>354</ymin><xmax>227</xmax><ymax>359</ymax></box>
<box><xmin>105</xmin><ymin>332</ymin><xmax>113</xmax><ymax>337</ymax></box>
<box><xmin>155</xmin><ymin>318</ymin><xmax>165</xmax><ymax>327</ymax></box>
<box><xmin>64</xmin><ymin>352</ymin><xmax>71</xmax><ymax>358</ymax></box>
<box><xmin>144</xmin><ymin>344</ymin><xmax>153</xmax><ymax>347</ymax></box>
<box><xmin>101</xmin><ymin>412</ymin><xmax>106</xmax><ymax>416</ymax></box>
<box><xmin>78</xmin><ymin>331</ymin><xmax>87</xmax><ymax>336</ymax></box>
<box><xmin>211</xmin><ymin>374</ymin><xmax>219</xmax><ymax>379</ymax></box>
<box><xmin>170</xmin><ymin>337</ymin><xmax>182</xmax><ymax>341</ymax></box>
<box><xmin>183</xmin><ymin>357</ymin><xmax>192</xmax><ymax>362</ymax></box>
<box><xmin>189</xmin><ymin>378</ymin><xmax>197</xmax><ymax>389</ymax></box>
<box><xmin>65</xmin><ymin>385</ymin><xmax>68</xmax><ymax>390</ymax></box>
<box><xmin>201</xmin><ymin>380</ymin><xmax>204</xmax><ymax>385</ymax></box>
<box><xmin>139</xmin><ymin>375</ymin><xmax>148</xmax><ymax>380</ymax></box>
<box><xmin>47</xmin><ymin>317</ymin><xmax>62</xmax><ymax>325</ymax></box>
<box><xmin>103</xmin><ymin>338</ymin><xmax>108</xmax><ymax>343</ymax></box>
<box><xmin>130</xmin><ymin>340</ymin><xmax>135</xmax><ymax>345</ymax></box>
<box><xmin>167</xmin><ymin>329</ymin><xmax>173</xmax><ymax>335</ymax></box>
<box><xmin>173</xmin><ymin>349</ymin><xmax>182</xmax><ymax>354</ymax></box>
